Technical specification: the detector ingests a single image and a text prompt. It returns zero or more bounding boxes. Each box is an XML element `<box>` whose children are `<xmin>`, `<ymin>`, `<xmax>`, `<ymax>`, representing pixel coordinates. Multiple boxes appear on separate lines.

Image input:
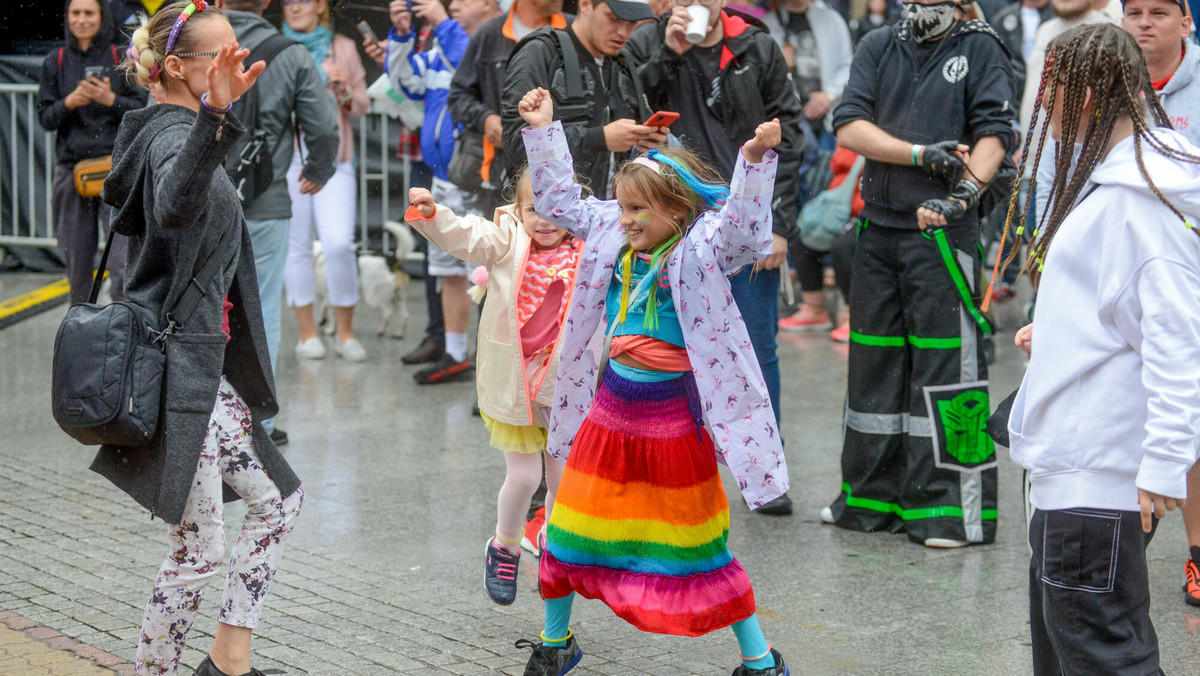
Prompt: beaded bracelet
<box><xmin>200</xmin><ymin>93</ymin><xmax>232</xmax><ymax>115</ymax></box>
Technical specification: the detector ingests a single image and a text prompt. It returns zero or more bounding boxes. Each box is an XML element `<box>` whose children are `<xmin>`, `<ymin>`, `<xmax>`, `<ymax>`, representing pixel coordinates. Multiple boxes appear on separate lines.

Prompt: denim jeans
<box><xmin>246</xmin><ymin>217</ymin><xmax>290</xmax><ymax>434</ymax></box>
<box><xmin>728</xmin><ymin>267</ymin><xmax>781</xmax><ymax>429</ymax></box>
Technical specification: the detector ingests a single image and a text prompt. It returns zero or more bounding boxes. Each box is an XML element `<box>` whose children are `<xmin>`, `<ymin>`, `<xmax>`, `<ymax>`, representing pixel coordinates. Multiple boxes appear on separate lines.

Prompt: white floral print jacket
<box><xmin>523</xmin><ymin>121</ymin><xmax>790</xmax><ymax>509</ymax></box>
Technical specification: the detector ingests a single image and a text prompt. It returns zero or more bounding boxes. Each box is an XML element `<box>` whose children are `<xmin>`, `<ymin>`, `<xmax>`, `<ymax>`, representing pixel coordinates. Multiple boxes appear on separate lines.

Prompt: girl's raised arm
<box><xmin>702</xmin><ymin>148</ymin><xmax>780</xmax><ymax>275</ymax></box>
<box><xmin>519</xmin><ymin>88</ymin><xmax>618</xmax><ymax>241</ymax></box>
<box><xmin>405</xmin><ymin>187</ymin><xmax>514</xmax><ymax>267</ymax></box>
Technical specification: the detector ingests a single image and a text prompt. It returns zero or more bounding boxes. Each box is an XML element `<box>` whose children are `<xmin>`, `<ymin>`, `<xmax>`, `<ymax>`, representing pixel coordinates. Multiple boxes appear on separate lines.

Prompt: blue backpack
<box><xmin>797</xmin><ymin>155</ymin><xmax>864</xmax><ymax>252</ymax></box>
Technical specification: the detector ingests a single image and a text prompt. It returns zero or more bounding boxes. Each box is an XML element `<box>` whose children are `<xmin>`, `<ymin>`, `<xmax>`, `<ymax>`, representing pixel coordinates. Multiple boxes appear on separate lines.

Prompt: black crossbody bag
<box><xmin>52</xmin><ymin>226</ymin><xmax>236</xmax><ymax>447</ymax></box>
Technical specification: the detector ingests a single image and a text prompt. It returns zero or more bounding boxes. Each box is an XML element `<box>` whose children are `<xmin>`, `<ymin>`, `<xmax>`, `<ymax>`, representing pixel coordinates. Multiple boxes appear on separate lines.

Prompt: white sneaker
<box><xmin>924</xmin><ymin>537</ymin><xmax>970</xmax><ymax>549</ymax></box>
<box><xmin>820</xmin><ymin>506</ymin><xmax>835</xmax><ymax>524</ymax></box>
<box><xmin>335</xmin><ymin>337</ymin><xmax>367</xmax><ymax>362</ymax></box>
<box><xmin>295</xmin><ymin>337</ymin><xmax>327</xmax><ymax>360</ymax></box>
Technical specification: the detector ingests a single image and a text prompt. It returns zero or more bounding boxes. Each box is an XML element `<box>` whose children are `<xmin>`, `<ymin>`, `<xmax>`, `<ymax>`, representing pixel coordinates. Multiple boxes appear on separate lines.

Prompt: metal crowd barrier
<box><xmin>0</xmin><ymin>83</ymin><xmax>56</xmax><ymax>249</ymax></box>
<box><xmin>0</xmin><ymin>83</ymin><xmax>413</xmax><ymax>257</ymax></box>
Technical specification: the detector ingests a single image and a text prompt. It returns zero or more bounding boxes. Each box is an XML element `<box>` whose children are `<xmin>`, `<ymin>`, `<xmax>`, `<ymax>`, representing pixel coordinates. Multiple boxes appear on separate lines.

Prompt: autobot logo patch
<box><xmin>924</xmin><ymin>382</ymin><xmax>997</xmax><ymax>472</ymax></box>
<box><xmin>942</xmin><ymin>56</ymin><xmax>969</xmax><ymax>83</ymax></box>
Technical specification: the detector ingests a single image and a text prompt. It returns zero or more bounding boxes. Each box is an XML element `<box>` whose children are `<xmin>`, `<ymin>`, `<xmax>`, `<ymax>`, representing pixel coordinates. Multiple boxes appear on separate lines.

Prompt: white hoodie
<box><xmin>1009</xmin><ymin>129</ymin><xmax>1200</xmax><ymax>511</ymax></box>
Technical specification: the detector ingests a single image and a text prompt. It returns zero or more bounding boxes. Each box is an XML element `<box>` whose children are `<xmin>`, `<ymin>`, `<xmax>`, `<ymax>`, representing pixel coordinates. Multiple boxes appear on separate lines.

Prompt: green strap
<box><xmin>841</xmin><ymin>483</ymin><xmax>997</xmax><ymax>521</ymax></box>
<box><xmin>928</xmin><ymin>228</ymin><xmax>993</xmax><ymax>336</ymax></box>
<box><xmin>850</xmin><ymin>332</ymin><xmax>961</xmax><ymax>349</ymax></box>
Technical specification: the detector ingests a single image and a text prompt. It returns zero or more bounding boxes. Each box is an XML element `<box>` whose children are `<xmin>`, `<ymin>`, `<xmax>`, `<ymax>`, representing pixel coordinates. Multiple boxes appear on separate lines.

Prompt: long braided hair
<box><xmin>987</xmin><ymin>23</ymin><xmax>1200</xmax><ymax>295</ymax></box>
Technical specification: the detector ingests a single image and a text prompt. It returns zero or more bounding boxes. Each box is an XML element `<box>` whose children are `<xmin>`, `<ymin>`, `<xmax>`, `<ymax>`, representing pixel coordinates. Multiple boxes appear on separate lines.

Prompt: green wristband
<box><xmin>911</xmin><ymin>144</ymin><xmax>922</xmax><ymax>167</ymax></box>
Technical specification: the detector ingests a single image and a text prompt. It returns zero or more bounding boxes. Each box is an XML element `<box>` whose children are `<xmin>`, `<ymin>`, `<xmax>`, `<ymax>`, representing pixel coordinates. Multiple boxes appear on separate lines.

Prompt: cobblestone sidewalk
<box><xmin>0</xmin><ymin>611</ymin><xmax>130</xmax><ymax>675</ymax></box>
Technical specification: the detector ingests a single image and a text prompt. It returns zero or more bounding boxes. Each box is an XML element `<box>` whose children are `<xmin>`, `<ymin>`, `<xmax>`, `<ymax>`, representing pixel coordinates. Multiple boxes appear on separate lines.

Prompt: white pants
<box><xmin>285</xmin><ymin>149</ymin><xmax>359</xmax><ymax>308</ymax></box>
<box><xmin>135</xmin><ymin>378</ymin><xmax>303</xmax><ymax>675</ymax></box>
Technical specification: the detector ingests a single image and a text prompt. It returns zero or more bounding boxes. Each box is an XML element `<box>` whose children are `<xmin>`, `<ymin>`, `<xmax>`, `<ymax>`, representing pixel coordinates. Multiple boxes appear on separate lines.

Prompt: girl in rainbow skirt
<box><xmin>512</xmin><ymin>87</ymin><xmax>791</xmax><ymax>676</ymax></box>
<box><xmin>405</xmin><ymin>167</ymin><xmax>583</xmax><ymax>607</ymax></box>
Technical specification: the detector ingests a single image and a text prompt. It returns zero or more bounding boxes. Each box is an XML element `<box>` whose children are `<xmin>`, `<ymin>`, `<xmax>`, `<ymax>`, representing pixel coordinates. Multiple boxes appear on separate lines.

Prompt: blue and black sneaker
<box><xmin>516</xmin><ymin>637</ymin><xmax>583</xmax><ymax>676</ymax></box>
<box><xmin>731</xmin><ymin>649</ymin><xmax>789</xmax><ymax>676</ymax></box>
<box><xmin>484</xmin><ymin>537</ymin><xmax>520</xmax><ymax>605</ymax></box>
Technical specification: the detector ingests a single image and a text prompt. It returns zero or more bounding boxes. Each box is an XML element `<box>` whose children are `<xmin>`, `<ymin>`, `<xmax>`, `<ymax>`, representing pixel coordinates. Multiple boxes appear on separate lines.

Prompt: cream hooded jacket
<box><xmin>408</xmin><ymin>204</ymin><xmax>575</xmax><ymax>426</ymax></box>
<box><xmin>1009</xmin><ymin>129</ymin><xmax>1200</xmax><ymax>511</ymax></box>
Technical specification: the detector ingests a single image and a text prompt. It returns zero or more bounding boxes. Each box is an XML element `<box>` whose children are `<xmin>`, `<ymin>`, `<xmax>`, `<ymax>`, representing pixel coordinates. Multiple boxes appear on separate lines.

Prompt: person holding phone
<box><xmin>37</xmin><ymin>0</ymin><xmax>146</xmax><ymax>305</ymax></box>
<box><xmin>624</xmin><ymin>0</ymin><xmax>806</xmax><ymax>515</ymax></box>
<box><xmin>502</xmin><ymin>0</ymin><xmax>663</xmax><ymax>199</ymax></box>
<box><xmin>387</xmin><ymin>0</ymin><xmax>505</xmax><ymax>383</ymax></box>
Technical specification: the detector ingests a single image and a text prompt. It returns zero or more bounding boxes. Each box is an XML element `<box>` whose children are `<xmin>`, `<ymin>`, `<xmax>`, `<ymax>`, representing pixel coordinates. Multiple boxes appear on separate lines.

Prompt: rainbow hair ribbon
<box><xmin>165</xmin><ymin>0</ymin><xmax>208</xmax><ymax>56</ymax></box>
<box><xmin>639</xmin><ymin>148</ymin><xmax>729</xmax><ymax>209</ymax></box>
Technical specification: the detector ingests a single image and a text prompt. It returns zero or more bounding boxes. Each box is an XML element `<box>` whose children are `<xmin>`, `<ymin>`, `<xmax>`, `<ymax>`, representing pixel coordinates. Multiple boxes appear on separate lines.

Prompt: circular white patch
<box><xmin>1003</xmin><ymin>14</ymin><xmax>1019</xmax><ymax>32</ymax></box>
<box><xmin>943</xmin><ymin>55</ymin><xmax>969</xmax><ymax>84</ymax></box>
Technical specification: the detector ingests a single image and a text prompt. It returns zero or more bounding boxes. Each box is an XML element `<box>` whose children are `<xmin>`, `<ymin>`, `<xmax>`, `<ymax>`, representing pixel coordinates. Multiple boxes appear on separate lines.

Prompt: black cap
<box><xmin>599</xmin><ymin>0</ymin><xmax>658</xmax><ymax>22</ymax></box>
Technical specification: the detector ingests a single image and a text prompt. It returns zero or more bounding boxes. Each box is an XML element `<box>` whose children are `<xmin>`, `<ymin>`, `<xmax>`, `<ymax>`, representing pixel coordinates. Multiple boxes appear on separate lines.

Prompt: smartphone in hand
<box><xmin>83</xmin><ymin>65</ymin><xmax>106</xmax><ymax>81</ymax></box>
<box><xmin>356</xmin><ymin>20</ymin><xmax>379</xmax><ymax>44</ymax></box>
<box><xmin>644</xmin><ymin>111</ymin><xmax>680</xmax><ymax>129</ymax></box>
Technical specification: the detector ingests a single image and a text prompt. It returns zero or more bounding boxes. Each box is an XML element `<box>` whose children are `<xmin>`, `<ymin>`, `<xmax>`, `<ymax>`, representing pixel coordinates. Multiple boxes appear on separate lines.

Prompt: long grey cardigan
<box><xmin>92</xmin><ymin>104</ymin><xmax>301</xmax><ymax>525</ymax></box>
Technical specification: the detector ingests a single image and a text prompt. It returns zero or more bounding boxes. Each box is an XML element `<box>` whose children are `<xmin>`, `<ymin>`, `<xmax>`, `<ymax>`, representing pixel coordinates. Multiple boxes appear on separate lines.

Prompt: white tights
<box><xmin>496</xmin><ymin>451</ymin><xmax>563</xmax><ymax>548</ymax></box>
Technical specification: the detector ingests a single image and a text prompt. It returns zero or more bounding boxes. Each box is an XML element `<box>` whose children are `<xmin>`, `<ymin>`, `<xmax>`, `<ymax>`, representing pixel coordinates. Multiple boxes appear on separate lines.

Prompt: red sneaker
<box><xmin>779</xmin><ymin>308</ymin><xmax>833</xmax><ymax>333</ymax></box>
<box><xmin>521</xmin><ymin>506</ymin><xmax>546</xmax><ymax>557</ymax></box>
<box><xmin>830</xmin><ymin>323</ymin><xmax>851</xmax><ymax>343</ymax></box>
<box><xmin>1185</xmin><ymin>556</ymin><xmax>1200</xmax><ymax>606</ymax></box>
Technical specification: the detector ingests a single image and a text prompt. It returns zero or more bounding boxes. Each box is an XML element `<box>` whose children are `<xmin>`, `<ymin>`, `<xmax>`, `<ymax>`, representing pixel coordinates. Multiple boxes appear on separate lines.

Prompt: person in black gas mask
<box><xmin>821</xmin><ymin>0</ymin><xmax>1017</xmax><ymax>548</ymax></box>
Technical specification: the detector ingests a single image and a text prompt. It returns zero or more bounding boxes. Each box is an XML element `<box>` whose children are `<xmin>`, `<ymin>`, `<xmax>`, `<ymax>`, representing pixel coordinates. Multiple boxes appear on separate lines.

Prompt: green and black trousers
<box><xmin>828</xmin><ymin>220</ymin><xmax>998</xmax><ymax>545</ymax></box>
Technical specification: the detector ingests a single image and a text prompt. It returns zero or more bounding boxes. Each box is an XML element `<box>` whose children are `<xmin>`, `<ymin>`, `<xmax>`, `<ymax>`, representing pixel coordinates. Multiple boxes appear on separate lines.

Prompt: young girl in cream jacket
<box><xmin>405</xmin><ymin>169</ymin><xmax>582</xmax><ymax>607</ymax></box>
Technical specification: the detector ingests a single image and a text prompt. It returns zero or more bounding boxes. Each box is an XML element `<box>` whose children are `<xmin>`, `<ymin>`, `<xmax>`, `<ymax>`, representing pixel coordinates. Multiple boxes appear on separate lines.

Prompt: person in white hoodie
<box><xmin>997</xmin><ymin>22</ymin><xmax>1200</xmax><ymax>674</ymax></box>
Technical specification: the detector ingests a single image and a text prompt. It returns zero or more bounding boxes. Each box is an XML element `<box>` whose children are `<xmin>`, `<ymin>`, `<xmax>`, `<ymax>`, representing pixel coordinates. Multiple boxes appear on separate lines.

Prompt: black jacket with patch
<box><xmin>623</xmin><ymin>10</ymin><xmax>805</xmax><ymax>242</ymax></box>
<box><xmin>502</xmin><ymin>26</ymin><xmax>648</xmax><ymax>197</ymax></box>
<box><xmin>832</xmin><ymin>19</ymin><xmax>1018</xmax><ymax>229</ymax></box>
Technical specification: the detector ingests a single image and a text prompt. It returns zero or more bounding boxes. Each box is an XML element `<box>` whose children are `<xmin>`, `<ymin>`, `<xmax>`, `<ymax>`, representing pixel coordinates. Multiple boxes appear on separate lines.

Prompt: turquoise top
<box><xmin>604</xmin><ymin>253</ymin><xmax>685</xmax><ymax>348</ymax></box>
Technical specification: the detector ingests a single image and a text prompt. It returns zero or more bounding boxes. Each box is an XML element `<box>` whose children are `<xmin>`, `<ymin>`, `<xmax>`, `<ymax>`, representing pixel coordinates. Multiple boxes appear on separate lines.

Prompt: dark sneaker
<box><xmin>515</xmin><ymin>636</ymin><xmax>583</xmax><ymax>676</ymax></box>
<box><xmin>193</xmin><ymin>656</ymin><xmax>267</xmax><ymax>676</ymax></box>
<box><xmin>756</xmin><ymin>493</ymin><xmax>793</xmax><ymax>516</ymax></box>
<box><xmin>731</xmin><ymin>649</ymin><xmax>789</xmax><ymax>676</ymax></box>
<box><xmin>401</xmin><ymin>335</ymin><xmax>444</xmax><ymax>365</ymax></box>
<box><xmin>1184</xmin><ymin>547</ymin><xmax>1200</xmax><ymax>606</ymax></box>
<box><xmin>415</xmin><ymin>353</ymin><xmax>471</xmax><ymax>384</ymax></box>
<box><xmin>485</xmin><ymin>538</ymin><xmax>520</xmax><ymax>605</ymax></box>
<box><xmin>269</xmin><ymin>428</ymin><xmax>288</xmax><ymax>447</ymax></box>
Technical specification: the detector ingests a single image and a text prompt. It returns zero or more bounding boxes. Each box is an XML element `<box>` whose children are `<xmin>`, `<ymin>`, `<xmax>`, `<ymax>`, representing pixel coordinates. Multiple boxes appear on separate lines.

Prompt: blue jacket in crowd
<box><xmin>385</xmin><ymin>20</ymin><xmax>471</xmax><ymax>180</ymax></box>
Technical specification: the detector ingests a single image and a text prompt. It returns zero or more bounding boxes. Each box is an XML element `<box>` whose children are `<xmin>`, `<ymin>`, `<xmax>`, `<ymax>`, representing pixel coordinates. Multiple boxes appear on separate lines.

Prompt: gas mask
<box><xmin>903</xmin><ymin>1</ymin><xmax>960</xmax><ymax>43</ymax></box>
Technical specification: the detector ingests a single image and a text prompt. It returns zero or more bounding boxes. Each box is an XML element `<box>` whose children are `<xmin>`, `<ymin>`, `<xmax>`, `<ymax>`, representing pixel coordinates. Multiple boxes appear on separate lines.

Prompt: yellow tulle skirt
<box><xmin>481</xmin><ymin>414</ymin><xmax>547</xmax><ymax>454</ymax></box>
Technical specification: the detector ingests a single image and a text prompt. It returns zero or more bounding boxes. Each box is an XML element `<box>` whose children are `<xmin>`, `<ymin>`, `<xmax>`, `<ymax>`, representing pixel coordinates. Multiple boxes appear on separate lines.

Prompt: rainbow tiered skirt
<box><xmin>540</xmin><ymin>368</ymin><xmax>756</xmax><ymax>637</ymax></box>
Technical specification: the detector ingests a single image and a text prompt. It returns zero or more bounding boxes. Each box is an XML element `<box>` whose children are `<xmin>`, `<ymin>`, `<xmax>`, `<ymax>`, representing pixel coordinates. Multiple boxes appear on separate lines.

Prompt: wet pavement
<box><xmin>2</xmin><ymin>273</ymin><xmax>1199</xmax><ymax>675</ymax></box>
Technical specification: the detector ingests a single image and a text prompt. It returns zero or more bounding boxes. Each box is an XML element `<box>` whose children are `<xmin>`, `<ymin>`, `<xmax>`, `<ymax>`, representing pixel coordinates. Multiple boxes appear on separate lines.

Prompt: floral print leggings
<box><xmin>136</xmin><ymin>377</ymin><xmax>304</xmax><ymax>676</ymax></box>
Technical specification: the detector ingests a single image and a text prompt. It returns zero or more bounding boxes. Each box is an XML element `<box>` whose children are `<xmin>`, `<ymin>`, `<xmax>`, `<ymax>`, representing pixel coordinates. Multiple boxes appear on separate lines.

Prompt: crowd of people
<box><xmin>32</xmin><ymin>0</ymin><xmax>1200</xmax><ymax>674</ymax></box>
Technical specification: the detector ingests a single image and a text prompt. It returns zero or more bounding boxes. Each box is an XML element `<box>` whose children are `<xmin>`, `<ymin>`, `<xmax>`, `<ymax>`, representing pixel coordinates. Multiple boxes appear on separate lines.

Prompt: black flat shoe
<box><xmin>269</xmin><ymin>428</ymin><xmax>288</xmax><ymax>447</ymax></box>
<box><xmin>756</xmin><ymin>493</ymin><xmax>793</xmax><ymax>516</ymax></box>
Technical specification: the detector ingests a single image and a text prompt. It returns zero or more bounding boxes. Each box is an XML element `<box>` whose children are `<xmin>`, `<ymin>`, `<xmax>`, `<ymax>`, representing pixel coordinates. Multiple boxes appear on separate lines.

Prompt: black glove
<box><xmin>917</xmin><ymin>140</ymin><xmax>965</xmax><ymax>178</ymax></box>
<box><xmin>918</xmin><ymin>178</ymin><xmax>982</xmax><ymax>222</ymax></box>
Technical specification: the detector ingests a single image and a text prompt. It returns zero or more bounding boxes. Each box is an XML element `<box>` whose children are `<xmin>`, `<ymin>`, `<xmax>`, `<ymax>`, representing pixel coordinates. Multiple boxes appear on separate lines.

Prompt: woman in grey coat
<box><xmin>95</xmin><ymin>3</ymin><xmax>302</xmax><ymax>675</ymax></box>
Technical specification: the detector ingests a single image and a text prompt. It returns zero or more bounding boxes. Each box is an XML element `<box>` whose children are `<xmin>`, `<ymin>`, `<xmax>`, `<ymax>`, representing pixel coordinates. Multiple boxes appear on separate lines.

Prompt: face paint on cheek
<box><xmin>636</xmin><ymin>212</ymin><xmax>653</xmax><ymax>226</ymax></box>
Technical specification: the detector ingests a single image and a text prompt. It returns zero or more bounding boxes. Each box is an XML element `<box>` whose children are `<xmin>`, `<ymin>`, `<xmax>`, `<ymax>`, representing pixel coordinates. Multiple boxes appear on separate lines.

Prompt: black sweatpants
<box><xmin>829</xmin><ymin>221</ymin><xmax>997</xmax><ymax>544</ymax></box>
<box><xmin>1029</xmin><ymin>508</ymin><xmax>1163</xmax><ymax>675</ymax></box>
<box><xmin>52</xmin><ymin>164</ymin><xmax>125</xmax><ymax>305</ymax></box>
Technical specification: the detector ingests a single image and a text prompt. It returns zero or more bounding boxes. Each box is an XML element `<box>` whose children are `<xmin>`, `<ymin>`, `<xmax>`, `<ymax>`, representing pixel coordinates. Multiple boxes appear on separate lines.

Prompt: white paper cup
<box><xmin>684</xmin><ymin>5</ymin><xmax>711</xmax><ymax>44</ymax></box>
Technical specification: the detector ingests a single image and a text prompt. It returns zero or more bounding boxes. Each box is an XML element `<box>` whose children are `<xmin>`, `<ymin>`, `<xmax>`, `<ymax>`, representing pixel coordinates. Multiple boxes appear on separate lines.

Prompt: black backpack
<box><xmin>225</xmin><ymin>34</ymin><xmax>296</xmax><ymax>207</ymax></box>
